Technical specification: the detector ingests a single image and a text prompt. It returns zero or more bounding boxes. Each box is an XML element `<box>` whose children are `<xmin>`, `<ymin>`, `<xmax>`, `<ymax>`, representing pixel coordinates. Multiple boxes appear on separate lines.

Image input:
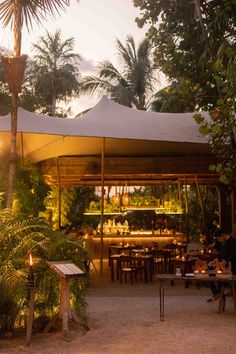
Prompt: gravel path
<box><xmin>1</xmin><ymin>264</ymin><xmax>235</xmax><ymax>354</ymax></box>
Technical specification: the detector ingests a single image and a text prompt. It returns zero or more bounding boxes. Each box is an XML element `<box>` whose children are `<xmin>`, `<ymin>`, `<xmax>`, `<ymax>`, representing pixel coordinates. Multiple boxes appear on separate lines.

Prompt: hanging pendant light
<box><xmin>122</xmin><ymin>193</ymin><xmax>130</xmax><ymax>207</ymax></box>
<box><xmin>113</xmin><ymin>194</ymin><xmax>120</xmax><ymax>206</ymax></box>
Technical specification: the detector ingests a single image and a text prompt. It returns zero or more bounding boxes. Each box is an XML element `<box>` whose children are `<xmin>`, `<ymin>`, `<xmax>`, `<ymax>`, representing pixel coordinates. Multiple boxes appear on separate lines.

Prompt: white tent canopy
<box><xmin>0</xmin><ymin>96</ymin><xmax>211</xmax><ymax>163</ymax></box>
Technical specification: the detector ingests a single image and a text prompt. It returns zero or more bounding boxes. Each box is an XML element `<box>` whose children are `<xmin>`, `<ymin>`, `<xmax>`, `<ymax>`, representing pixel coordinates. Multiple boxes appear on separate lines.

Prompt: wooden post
<box><xmin>60</xmin><ymin>278</ymin><xmax>70</xmax><ymax>341</ymax></box>
<box><xmin>44</xmin><ymin>262</ymin><xmax>88</xmax><ymax>337</ymax></box>
<box><xmin>177</xmin><ymin>180</ymin><xmax>184</xmax><ymax>233</ymax></box>
<box><xmin>195</xmin><ymin>175</ymin><xmax>207</xmax><ymax>237</ymax></box>
<box><xmin>100</xmin><ymin>138</ymin><xmax>105</xmax><ymax>275</ymax></box>
<box><xmin>20</xmin><ymin>132</ymin><xmax>24</xmax><ymax>168</ymax></box>
<box><xmin>184</xmin><ymin>175</ymin><xmax>189</xmax><ymax>244</ymax></box>
<box><xmin>25</xmin><ymin>287</ymin><xmax>35</xmax><ymax>346</ymax></box>
<box><xmin>57</xmin><ymin>157</ymin><xmax>61</xmax><ymax>229</ymax></box>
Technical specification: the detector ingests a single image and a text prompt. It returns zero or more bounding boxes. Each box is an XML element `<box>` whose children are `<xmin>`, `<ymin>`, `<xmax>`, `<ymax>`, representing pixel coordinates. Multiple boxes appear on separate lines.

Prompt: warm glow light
<box><xmin>122</xmin><ymin>193</ymin><xmax>130</xmax><ymax>207</ymax></box>
<box><xmin>113</xmin><ymin>194</ymin><xmax>120</xmax><ymax>206</ymax></box>
<box><xmin>29</xmin><ymin>253</ymin><xmax>33</xmax><ymax>266</ymax></box>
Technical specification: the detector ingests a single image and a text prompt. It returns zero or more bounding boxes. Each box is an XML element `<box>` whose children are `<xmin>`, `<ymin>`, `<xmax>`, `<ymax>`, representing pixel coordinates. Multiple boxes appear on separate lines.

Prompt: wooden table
<box><xmin>156</xmin><ymin>274</ymin><xmax>236</xmax><ymax>321</ymax></box>
<box><xmin>108</xmin><ymin>245</ymin><xmax>136</xmax><ymax>265</ymax></box>
<box><xmin>110</xmin><ymin>254</ymin><xmax>153</xmax><ymax>283</ymax></box>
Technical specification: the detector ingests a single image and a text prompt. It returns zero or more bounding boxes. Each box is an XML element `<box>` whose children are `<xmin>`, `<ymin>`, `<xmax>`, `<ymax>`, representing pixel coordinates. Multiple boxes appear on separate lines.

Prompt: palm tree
<box><xmin>80</xmin><ymin>35</ymin><xmax>157</xmax><ymax>110</ymax></box>
<box><xmin>0</xmin><ymin>0</ymin><xmax>79</xmax><ymax>209</ymax></box>
<box><xmin>31</xmin><ymin>30</ymin><xmax>80</xmax><ymax>116</ymax></box>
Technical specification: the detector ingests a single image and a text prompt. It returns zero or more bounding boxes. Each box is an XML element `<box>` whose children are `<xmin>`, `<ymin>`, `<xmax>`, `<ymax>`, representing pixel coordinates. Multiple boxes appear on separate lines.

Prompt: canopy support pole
<box><xmin>20</xmin><ymin>132</ymin><xmax>24</xmax><ymax>168</ymax></box>
<box><xmin>195</xmin><ymin>175</ymin><xmax>206</xmax><ymax>238</ymax></box>
<box><xmin>184</xmin><ymin>175</ymin><xmax>189</xmax><ymax>244</ymax></box>
<box><xmin>100</xmin><ymin>138</ymin><xmax>105</xmax><ymax>275</ymax></box>
<box><xmin>57</xmin><ymin>157</ymin><xmax>61</xmax><ymax>229</ymax></box>
<box><xmin>177</xmin><ymin>180</ymin><xmax>183</xmax><ymax>233</ymax></box>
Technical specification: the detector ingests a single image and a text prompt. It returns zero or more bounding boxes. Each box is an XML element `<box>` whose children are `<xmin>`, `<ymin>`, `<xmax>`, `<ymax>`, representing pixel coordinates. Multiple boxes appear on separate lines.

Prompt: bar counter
<box><xmin>82</xmin><ymin>232</ymin><xmax>184</xmax><ymax>259</ymax></box>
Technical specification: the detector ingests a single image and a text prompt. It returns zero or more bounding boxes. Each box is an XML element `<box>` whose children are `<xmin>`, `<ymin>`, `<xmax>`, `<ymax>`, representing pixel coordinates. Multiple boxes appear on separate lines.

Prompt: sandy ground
<box><xmin>1</xmin><ymin>260</ymin><xmax>236</xmax><ymax>354</ymax></box>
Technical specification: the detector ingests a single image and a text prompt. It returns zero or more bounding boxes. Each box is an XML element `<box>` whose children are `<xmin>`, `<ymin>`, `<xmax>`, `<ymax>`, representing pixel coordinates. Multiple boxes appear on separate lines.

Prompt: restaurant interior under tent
<box><xmin>0</xmin><ymin>96</ymin><xmax>235</xmax><ymax>272</ymax></box>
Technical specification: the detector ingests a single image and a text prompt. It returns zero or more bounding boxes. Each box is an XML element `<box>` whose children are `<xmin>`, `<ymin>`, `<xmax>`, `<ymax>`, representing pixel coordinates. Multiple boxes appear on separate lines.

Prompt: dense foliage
<box><xmin>134</xmin><ymin>0</ymin><xmax>236</xmax><ymax>185</ymax></box>
<box><xmin>0</xmin><ymin>209</ymin><xmax>89</xmax><ymax>334</ymax></box>
<box><xmin>134</xmin><ymin>0</ymin><xmax>236</xmax><ymax>110</ymax></box>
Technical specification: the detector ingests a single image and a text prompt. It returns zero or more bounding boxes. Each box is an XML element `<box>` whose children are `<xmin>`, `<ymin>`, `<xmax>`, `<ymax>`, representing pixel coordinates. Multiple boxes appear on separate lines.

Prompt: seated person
<box><xmin>206</xmin><ymin>229</ymin><xmax>236</xmax><ymax>302</ymax></box>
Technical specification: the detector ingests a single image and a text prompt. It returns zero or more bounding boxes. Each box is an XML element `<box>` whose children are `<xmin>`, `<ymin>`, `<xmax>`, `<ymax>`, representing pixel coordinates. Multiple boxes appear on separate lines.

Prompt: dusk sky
<box><xmin>0</xmin><ymin>0</ymin><xmax>164</xmax><ymax>115</ymax></box>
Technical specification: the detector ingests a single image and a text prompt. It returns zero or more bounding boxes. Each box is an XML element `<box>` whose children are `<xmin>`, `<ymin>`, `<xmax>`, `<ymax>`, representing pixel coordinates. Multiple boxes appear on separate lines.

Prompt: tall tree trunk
<box><xmin>52</xmin><ymin>94</ymin><xmax>56</xmax><ymax>116</ymax></box>
<box><xmin>13</xmin><ymin>0</ymin><xmax>22</xmax><ymax>56</ymax></box>
<box><xmin>7</xmin><ymin>93</ymin><xmax>18</xmax><ymax>208</ymax></box>
<box><xmin>7</xmin><ymin>0</ymin><xmax>22</xmax><ymax>209</ymax></box>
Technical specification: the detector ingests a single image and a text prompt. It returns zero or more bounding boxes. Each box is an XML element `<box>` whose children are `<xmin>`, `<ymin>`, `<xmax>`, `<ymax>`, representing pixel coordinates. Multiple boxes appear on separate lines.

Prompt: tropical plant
<box><xmin>40</xmin><ymin>185</ymin><xmax>76</xmax><ymax>229</ymax></box>
<box><xmin>0</xmin><ymin>62</ymin><xmax>10</xmax><ymax>115</ymax></box>
<box><xmin>80</xmin><ymin>35</ymin><xmax>157</xmax><ymax>110</ymax></box>
<box><xmin>152</xmin><ymin>80</ymin><xmax>197</xmax><ymax>113</ymax></box>
<box><xmin>0</xmin><ymin>208</ymin><xmax>89</xmax><ymax>334</ymax></box>
<box><xmin>188</xmin><ymin>185</ymin><xmax>220</xmax><ymax>244</ymax></box>
<box><xmin>134</xmin><ymin>0</ymin><xmax>236</xmax><ymax>110</ymax></box>
<box><xmin>134</xmin><ymin>0</ymin><xmax>236</xmax><ymax>191</ymax></box>
<box><xmin>14</xmin><ymin>162</ymin><xmax>50</xmax><ymax>217</ymax></box>
<box><xmin>31</xmin><ymin>30</ymin><xmax>81</xmax><ymax>116</ymax></box>
<box><xmin>0</xmin><ymin>154</ymin><xmax>50</xmax><ymax>217</ymax></box>
<box><xmin>0</xmin><ymin>0</ymin><xmax>79</xmax><ymax>209</ymax></box>
<box><xmin>194</xmin><ymin>47</ymin><xmax>236</xmax><ymax>185</ymax></box>
<box><xmin>40</xmin><ymin>185</ymin><xmax>96</xmax><ymax>230</ymax></box>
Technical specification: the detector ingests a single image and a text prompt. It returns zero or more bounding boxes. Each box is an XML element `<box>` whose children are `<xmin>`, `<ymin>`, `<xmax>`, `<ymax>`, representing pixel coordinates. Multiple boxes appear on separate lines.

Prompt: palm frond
<box><xmin>0</xmin><ymin>1</ymin><xmax>79</xmax><ymax>30</ymax></box>
<box><xmin>0</xmin><ymin>261</ymin><xmax>26</xmax><ymax>291</ymax></box>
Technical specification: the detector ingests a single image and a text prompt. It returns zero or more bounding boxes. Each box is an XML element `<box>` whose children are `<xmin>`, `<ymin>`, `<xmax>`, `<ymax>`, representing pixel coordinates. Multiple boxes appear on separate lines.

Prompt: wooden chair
<box><xmin>133</xmin><ymin>256</ymin><xmax>145</xmax><ymax>281</ymax></box>
<box><xmin>152</xmin><ymin>249</ymin><xmax>171</xmax><ymax>273</ymax></box>
<box><xmin>152</xmin><ymin>249</ymin><xmax>165</xmax><ymax>274</ymax></box>
<box><xmin>119</xmin><ymin>255</ymin><xmax>137</xmax><ymax>284</ymax></box>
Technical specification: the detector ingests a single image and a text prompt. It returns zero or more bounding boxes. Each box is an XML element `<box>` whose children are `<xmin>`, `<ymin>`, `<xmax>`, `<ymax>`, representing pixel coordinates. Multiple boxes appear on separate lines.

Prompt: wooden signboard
<box><xmin>47</xmin><ymin>261</ymin><xmax>85</xmax><ymax>278</ymax></box>
<box><xmin>46</xmin><ymin>261</ymin><xmax>87</xmax><ymax>341</ymax></box>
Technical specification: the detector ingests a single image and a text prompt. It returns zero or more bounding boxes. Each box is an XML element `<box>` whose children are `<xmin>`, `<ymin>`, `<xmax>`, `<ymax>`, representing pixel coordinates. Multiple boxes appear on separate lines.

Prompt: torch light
<box><xmin>25</xmin><ymin>252</ymin><xmax>36</xmax><ymax>346</ymax></box>
<box><xmin>27</xmin><ymin>253</ymin><xmax>35</xmax><ymax>289</ymax></box>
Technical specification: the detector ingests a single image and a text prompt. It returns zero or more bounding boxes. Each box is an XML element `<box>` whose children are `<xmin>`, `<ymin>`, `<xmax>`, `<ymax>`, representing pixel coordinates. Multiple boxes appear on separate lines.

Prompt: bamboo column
<box><xmin>195</xmin><ymin>175</ymin><xmax>207</xmax><ymax>237</ymax></box>
<box><xmin>100</xmin><ymin>138</ymin><xmax>105</xmax><ymax>275</ymax></box>
<box><xmin>184</xmin><ymin>175</ymin><xmax>189</xmax><ymax>244</ymax></box>
<box><xmin>177</xmin><ymin>180</ymin><xmax>184</xmax><ymax>233</ymax></box>
<box><xmin>20</xmin><ymin>132</ymin><xmax>24</xmax><ymax>168</ymax></box>
<box><xmin>56</xmin><ymin>157</ymin><xmax>61</xmax><ymax>229</ymax></box>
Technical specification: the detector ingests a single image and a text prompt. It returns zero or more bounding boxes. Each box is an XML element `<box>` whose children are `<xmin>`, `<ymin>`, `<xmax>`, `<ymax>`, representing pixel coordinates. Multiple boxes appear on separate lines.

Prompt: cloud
<box><xmin>79</xmin><ymin>56</ymin><xmax>97</xmax><ymax>74</ymax></box>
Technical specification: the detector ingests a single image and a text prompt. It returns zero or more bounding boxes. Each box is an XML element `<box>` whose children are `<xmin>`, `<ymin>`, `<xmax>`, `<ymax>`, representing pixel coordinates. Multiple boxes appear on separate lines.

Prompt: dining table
<box><xmin>108</xmin><ymin>244</ymin><xmax>136</xmax><ymax>265</ymax></box>
<box><xmin>156</xmin><ymin>273</ymin><xmax>236</xmax><ymax>321</ymax></box>
<box><xmin>109</xmin><ymin>253</ymin><xmax>153</xmax><ymax>283</ymax></box>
